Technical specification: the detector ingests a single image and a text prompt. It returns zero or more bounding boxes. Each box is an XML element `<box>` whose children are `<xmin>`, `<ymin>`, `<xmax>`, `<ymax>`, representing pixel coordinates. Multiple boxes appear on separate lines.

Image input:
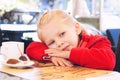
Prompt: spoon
<box><xmin>17</xmin><ymin>44</ymin><xmax>27</xmax><ymax>61</ymax></box>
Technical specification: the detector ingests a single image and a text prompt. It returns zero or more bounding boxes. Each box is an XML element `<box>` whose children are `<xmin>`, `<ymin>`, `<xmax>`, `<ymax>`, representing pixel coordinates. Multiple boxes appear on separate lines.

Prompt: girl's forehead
<box><xmin>40</xmin><ymin>28</ymin><xmax>58</xmax><ymax>43</ymax></box>
<box><xmin>41</xmin><ymin>24</ymin><xmax>73</xmax><ymax>41</ymax></box>
<box><xmin>41</xmin><ymin>24</ymin><xmax>64</xmax><ymax>35</ymax></box>
<box><xmin>41</xmin><ymin>25</ymin><xmax>59</xmax><ymax>36</ymax></box>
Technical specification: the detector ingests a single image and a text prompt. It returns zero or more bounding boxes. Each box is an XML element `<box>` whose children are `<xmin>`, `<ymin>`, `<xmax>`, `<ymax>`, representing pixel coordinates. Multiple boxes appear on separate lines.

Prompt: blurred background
<box><xmin>0</xmin><ymin>0</ymin><xmax>120</xmax><ymax>51</ymax></box>
<box><xmin>0</xmin><ymin>0</ymin><xmax>120</xmax><ymax>30</ymax></box>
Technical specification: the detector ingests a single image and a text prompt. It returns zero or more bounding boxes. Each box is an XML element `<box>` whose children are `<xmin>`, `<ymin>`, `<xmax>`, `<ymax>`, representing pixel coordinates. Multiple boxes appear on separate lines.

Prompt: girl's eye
<box><xmin>59</xmin><ymin>32</ymin><xmax>65</xmax><ymax>37</ymax></box>
<box><xmin>48</xmin><ymin>41</ymin><xmax>55</xmax><ymax>46</ymax></box>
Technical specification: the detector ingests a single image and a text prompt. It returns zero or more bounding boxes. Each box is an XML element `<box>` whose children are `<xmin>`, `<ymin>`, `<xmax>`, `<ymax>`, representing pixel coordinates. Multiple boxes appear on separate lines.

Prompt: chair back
<box><xmin>114</xmin><ymin>34</ymin><xmax>120</xmax><ymax>72</ymax></box>
<box><xmin>106</xmin><ymin>29</ymin><xmax>120</xmax><ymax>52</ymax></box>
<box><xmin>0</xmin><ymin>29</ymin><xmax>2</xmax><ymax>46</ymax></box>
<box><xmin>106</xmin><ymin>29</ymin><xmax>120</xmax><ymax>46</ymax></box>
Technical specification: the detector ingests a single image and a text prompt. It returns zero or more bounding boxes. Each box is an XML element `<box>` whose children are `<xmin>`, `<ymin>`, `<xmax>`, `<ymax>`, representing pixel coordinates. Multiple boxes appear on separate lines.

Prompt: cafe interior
<box><xmin>0</xmin><ymin>0</ymin><xmax>120</xmax><ymax>80</ymax></box>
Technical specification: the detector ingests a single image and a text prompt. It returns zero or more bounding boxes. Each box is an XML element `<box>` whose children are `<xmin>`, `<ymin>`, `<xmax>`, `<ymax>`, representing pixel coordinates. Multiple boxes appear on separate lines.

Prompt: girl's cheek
<box><xmin>49</xmin><ymin>45</ymin><xmax>56</xmax><ymax>49</ymax></box>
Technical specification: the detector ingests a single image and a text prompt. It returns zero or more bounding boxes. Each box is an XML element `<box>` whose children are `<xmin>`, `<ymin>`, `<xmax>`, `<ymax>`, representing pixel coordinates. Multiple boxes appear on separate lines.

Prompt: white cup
<box><xmin>1</xmin><ymin>41</ymin><xmax>24</xmax><ymax>60</ymax></box>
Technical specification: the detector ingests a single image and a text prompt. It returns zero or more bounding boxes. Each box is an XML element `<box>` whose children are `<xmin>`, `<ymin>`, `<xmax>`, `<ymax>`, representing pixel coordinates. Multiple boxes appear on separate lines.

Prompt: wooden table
<box><xmin>0</xmin><ymin>55</ymin><xmax>120</xmax><ymax>80</ymax></box>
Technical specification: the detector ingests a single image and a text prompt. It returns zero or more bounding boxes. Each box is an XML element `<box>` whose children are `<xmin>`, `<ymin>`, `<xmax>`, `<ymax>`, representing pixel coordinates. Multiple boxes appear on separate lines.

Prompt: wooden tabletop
<box><xmin>0</xmin><ymin>55</ymin><xmax>120</xmax><ymax>80</ymax></box>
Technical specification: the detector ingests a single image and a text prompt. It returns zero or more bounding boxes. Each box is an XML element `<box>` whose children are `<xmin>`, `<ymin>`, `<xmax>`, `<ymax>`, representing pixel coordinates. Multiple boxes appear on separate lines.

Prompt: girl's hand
<box><xmin>51</xmin><ymin>57</ymin><xmax>73</xmax><ymax>67</ymax></box>
<box><xmin>45</xmin><ymin>49</ymin><xmax>70</xmax><ymax>59</ymax></box>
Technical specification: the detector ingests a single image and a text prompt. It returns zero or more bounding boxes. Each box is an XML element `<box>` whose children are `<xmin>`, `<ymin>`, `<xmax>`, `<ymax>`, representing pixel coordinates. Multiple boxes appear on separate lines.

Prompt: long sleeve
<box><xmin>26</xmin><ymin>42</ymin><xmax>50</xmax><ymax>62</ymax></box>
<box><xmin>69</xmin><ymin>35</ymin><xmax>116</xmax><ymax>70</ymax></box>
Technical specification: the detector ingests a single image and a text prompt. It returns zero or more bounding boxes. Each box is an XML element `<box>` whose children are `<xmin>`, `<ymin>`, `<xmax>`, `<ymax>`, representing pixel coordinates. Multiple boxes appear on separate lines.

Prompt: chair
<box><xmin>106</xmin><ymin>29</ymin><xmax>120</xmax><ymax>52</ymax></box>
<box><xmin>0</xmin><ymin>29</ymin><xmax>2</xmax><ymax>46</ymax></box>
<box><xmin>114</xmin><ymin>34</ymin><xmax>120</xmax><ymax>72</ymax></box>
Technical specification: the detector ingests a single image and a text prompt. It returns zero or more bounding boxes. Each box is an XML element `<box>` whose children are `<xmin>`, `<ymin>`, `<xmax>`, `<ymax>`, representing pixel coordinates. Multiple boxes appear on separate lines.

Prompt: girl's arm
<box><xmin>26</xmin><ymin>42</ymin><xmax>73</xmax><ymax>66</ymax></box>
<box><xmin>69</xmin><ymin>38</ymin><xmax>116</xmax><ymax>70</ymax></box>
<box><xmin>26</xmin><ymin>42</ymin><xmax>50</xmax><ymax>62</ymax></box>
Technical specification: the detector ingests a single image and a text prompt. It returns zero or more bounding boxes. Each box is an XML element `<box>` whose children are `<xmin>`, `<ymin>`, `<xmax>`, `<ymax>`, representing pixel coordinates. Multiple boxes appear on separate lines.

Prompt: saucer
<box><xmin>3</xmin><ymin>60</ymin><xmax>34</xmax><ymax>68</ymax></box>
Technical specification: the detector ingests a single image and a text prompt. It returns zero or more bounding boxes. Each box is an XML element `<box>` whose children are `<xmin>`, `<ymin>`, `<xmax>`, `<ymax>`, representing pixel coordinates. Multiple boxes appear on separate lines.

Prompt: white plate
<box><xmin>3</xmin><ymin>61</ymin><xmax>34</xmax><ymax>68</ymax></box>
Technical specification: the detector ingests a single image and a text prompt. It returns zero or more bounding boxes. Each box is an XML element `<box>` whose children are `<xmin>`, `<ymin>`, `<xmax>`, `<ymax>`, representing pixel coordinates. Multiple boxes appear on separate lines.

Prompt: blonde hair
<box><xmin>37</xmin><ymin>9</ymin><xmax>75</xmax><ymax>29</ymax></box>
<box><xmin>37</xmin><ymin>9</ymin><xmax>78</xmax><ymax>41</ymax></box>
<box><xmin>37</xmin><ymin>9</ymin><xmax>101</xmax><ymax>42</ymax></box>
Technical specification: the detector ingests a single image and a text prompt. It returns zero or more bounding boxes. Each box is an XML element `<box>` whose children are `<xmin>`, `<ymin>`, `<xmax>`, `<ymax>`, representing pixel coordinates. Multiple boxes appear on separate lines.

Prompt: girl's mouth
<box><xmin>62</xmin><ymin>45</ymin><xmax>70</xmax><ymax>51</ymax></box>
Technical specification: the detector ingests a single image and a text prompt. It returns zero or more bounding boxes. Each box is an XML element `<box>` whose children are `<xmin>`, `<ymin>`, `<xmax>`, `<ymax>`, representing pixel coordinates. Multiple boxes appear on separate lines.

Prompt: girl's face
<box><xmin>39</xmin><ymin>21</ymin><xmax>80</xmax><ymax>51</ymax></box>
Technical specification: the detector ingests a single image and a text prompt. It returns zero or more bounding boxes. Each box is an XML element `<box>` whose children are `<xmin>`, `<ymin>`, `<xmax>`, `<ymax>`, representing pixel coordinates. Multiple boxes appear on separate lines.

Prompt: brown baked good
<box><xmin>19</xmin><ymin>56</ymin><xmax>27</xmax><ymax>61</ymax></box>
<box><xmin>6</xmin><ymin>59</ymin><xmax>19</xmax><ymax>64</ymax></box>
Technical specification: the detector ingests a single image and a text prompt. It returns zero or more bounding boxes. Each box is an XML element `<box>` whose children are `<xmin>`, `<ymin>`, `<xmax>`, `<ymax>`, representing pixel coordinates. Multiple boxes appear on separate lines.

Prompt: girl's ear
<box><xmin>74</xmin><ymin>22</ymin><xmax>82</xmax><ymax>35</ymax></box>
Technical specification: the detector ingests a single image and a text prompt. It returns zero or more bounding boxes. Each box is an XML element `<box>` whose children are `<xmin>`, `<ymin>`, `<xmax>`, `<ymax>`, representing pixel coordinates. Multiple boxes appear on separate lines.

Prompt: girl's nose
<box><xmin>56</xmin><ymin>40</ymin><xmax>63</xmax><ymax>47</ymax></box>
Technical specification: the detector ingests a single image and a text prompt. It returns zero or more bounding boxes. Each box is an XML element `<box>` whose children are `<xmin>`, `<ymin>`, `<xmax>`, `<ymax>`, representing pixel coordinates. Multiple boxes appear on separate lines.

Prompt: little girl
<box><xmin>26</xmin><ymin>9</ymin><xmax>115</xmax><ymax>70</ymax></box>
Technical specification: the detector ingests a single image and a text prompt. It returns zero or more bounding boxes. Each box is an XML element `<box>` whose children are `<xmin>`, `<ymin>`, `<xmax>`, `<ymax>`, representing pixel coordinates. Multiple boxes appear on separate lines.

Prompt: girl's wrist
<box><xmin>43</xmin><ymin>56</ymin><xmax>51</xmax><ymax>60</ymax></box>
<box><xmin>64</xmin><ymin>51</ymin><xmax>70</xmax><ymax>59</ymax></box>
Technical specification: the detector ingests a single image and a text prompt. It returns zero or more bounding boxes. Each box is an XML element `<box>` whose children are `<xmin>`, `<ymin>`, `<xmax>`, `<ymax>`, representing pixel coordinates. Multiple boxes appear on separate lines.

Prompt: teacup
<box><xmin>1</xmin><ymin>41</ymin><xmax>24</xmax><ymax>60</ymax></box>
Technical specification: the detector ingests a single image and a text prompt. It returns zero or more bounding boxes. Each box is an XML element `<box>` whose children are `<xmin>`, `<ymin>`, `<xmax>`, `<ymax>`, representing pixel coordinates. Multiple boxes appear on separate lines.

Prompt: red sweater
<box><xmin>26</xmin><ymin>34</ymin><xmax>116</xmax><ymax>70</ymax></box>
